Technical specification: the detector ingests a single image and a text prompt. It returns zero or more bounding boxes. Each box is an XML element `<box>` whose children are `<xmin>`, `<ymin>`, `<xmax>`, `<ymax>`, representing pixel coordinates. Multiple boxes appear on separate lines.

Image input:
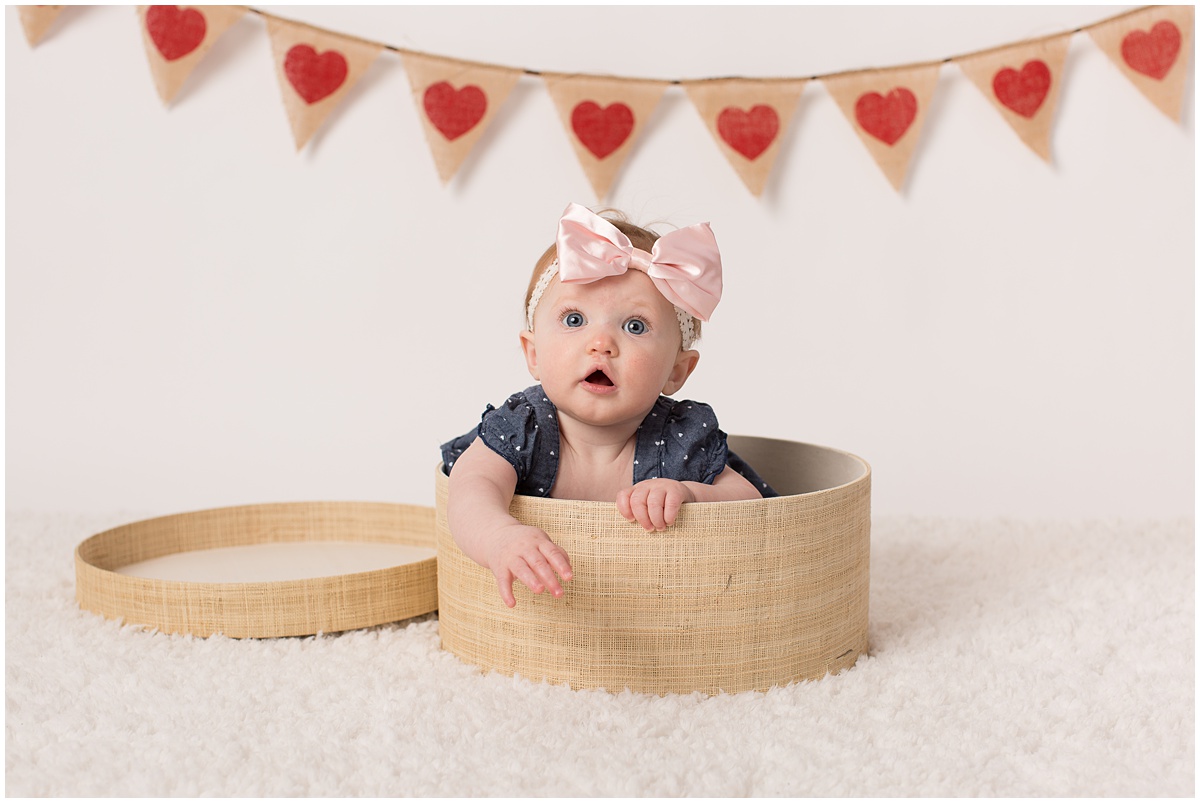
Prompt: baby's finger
<box><xmin>647</xmin><ymin>487</ymin><xmax>669</xmax><ymax>530</ymax></box>
<box><xmin>615</xmin><ymin>488</ymin><xmax>635</xmax><ymax>521</ymax></box>
<box><xmin>525</xmin><ymin>551</ymin><xmax>564</xmax><ymax>598</ymax></box>
<box><xmin>494</xmin><ymin>569</ymin><xmax>517</xmax><ymax>609</ymax></box>
<box><xmin>541</xmin><ymin>542</ymin><xmax>574</xmax><ymax>582</ymax></box>
<box><xmin>509</xmin><ymin>559</ymin><xmax>546</xmax><ymax>597</ymax></box>
<box><xmin>630</xmin><ymin>491</ymin><xmax>654</xmax><ymax>531</ymax></box>
<box><xmin>663</xmin><ymin>491</ymin><xmax>684</xmax><ymax>526</ymax></box>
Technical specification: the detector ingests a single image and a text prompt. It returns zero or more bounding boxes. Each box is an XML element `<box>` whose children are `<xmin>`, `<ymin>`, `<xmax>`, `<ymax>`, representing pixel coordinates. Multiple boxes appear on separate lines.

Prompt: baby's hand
<box><xmin>617</xmin><ymin>479</ymin><xmax>696</xmax><ymax>532</ymax></box>
<box><xmin>485</xmin><ymin>523</ymin><xmax>573</xmax><ymax>608</ymax></box>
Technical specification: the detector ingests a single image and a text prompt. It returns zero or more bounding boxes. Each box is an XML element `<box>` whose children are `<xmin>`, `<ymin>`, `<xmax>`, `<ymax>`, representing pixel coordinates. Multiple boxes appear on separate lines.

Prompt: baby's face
<box><xmin>520</xmin><ymin>270</ymin><xmax>696</xmax><ymax>431</ymax></box>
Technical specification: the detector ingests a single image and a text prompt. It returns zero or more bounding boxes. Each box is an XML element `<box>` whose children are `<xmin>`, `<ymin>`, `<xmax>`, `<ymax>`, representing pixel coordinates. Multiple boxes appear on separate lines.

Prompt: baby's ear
<box><xmin>519</xmin><ymin>330</ymin><xmax>540</xmax><ymax>380</ymax></box>
<box><xmin>662</xmin><ymin>349</ymin><xmax>699</xmax><ymax>396</ymax></box>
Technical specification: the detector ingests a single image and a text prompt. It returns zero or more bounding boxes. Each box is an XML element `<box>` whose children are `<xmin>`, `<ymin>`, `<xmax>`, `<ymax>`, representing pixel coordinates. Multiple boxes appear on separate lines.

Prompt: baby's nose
<box><xmin>588</xmin><ymin>329</ymin><xmax>618</xmax><ymax>355</ymax></box>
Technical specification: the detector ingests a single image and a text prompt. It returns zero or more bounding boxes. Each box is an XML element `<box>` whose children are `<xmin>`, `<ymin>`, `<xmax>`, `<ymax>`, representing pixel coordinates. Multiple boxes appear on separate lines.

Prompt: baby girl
<box><xmin>441</xmin><ymin>203</ymin><xmax>776</xmax><ymax>607</ymax></box>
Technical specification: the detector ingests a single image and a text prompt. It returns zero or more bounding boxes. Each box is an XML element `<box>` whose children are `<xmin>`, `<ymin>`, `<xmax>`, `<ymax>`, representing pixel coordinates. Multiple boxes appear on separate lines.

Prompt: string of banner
<box><xmin>16</xmin><ymin>5</ymin><xmax>1194</xmax><ymax>198</ymax></box>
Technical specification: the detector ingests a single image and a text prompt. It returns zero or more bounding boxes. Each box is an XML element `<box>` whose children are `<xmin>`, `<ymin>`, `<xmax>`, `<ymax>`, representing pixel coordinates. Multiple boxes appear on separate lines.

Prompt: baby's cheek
<box><xmin>628</xmin><ymin>347</ymin><xmax>673</xmax><ymax>382</ymax></box>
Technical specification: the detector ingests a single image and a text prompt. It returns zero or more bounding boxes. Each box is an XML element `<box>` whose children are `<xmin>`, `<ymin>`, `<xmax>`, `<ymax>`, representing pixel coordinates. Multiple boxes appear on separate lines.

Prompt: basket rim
<box><xmin>726</xmin><ymin>434</ymin><xmax>872</xmax><ymax>492</ymax></box>
<box><xmin>74</xmin><ymin>500</ymin><xmax>440</xmax><ymax>638</ymax></box>
<box><xmin>435</xmin><ymin>435</ymin><xmax>871</xmax><ymax>509</ymax></box>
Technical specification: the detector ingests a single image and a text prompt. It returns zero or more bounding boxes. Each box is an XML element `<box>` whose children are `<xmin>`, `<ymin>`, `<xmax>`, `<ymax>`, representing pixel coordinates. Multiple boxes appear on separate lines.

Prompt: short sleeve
<box><xmin>726</xmin><ymin>450</ymin><xmax>779</xmax><ymax>498</ymax></box>
<box><xmin>439</xmin><ymin>386</ymin><xmax>560</xmax><ymax>497</ymax></box>
<box><xmin>634</xmin><ymin>398</ymin><xmax>728</xmax><ymax>486</ymax></box>
<box><xmin>476</xmin><ymin>392</ymin><xmax>541</xmax><ymax>484</ymax></box>
<box><xmin>633</xmin><ymin>397</ymin><xmax>779</xmax><ymax>496</ymax></box>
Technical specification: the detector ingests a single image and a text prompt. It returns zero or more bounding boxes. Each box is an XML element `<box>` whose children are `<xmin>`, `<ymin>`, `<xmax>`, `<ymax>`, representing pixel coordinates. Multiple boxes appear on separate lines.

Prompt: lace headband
<box><xmin>526</xmin><ymin>259</ymin><xmax>699</xmax><ymax>350</ymax></box>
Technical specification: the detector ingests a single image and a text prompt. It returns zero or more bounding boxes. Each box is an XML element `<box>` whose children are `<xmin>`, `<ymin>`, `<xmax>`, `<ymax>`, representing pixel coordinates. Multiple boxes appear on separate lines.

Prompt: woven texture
<box><xmin>75</xmin><ymin>502</ymin><xmax>439</xmax><ymax>638</ymax></box>
<box><xmin>436</xmin><ymin>436</ymin><xmax>871</xmax><ymax>695</ymax></box>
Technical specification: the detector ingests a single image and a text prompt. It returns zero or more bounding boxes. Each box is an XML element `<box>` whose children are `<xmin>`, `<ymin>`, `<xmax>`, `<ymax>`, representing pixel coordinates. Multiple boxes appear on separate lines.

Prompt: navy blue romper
<box><xmin>440</xmin><ymin>385</ymin><xmax>778</xmax><ymax>498</ymax></box>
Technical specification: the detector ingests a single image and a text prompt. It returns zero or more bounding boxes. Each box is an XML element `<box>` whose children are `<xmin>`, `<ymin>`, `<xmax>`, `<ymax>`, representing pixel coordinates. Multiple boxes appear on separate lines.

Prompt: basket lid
<box><xmin>75</xmin><ymin>501</ymin><xmax>439</xmax><ymax>638</ymax></box>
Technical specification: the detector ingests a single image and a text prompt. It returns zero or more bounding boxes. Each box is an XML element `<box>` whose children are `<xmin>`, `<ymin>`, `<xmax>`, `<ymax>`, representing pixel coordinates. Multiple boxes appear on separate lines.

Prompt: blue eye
<box><xmin>623</xmin><ymin>318</ymin><xmax>647</xmax><ymax>335</ymax></box>
<box><xmin>562</xmin><ymin>312</ymin><xmax>585</xmax><ymax>328</ymax></box>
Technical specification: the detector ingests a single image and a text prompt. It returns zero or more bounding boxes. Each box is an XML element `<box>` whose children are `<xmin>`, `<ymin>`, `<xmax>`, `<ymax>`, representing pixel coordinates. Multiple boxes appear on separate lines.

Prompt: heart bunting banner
<box><xmin>265</xmin><ymin>16</ymin><xmax>383</xmax><ymax>151</ymax></box>
<box><xmin>18</xmin><ymin>6</ymin><xmax>64</xmax><ymax>46</ymax></box>
<box><xmin>684</xmin><ymin>79</ymin><xmax>808</xmax><ymax>196</ymax></box>
<box><xmin>823</xmin><ymin>65</ymin><xmax>941</xmax><ymax>192</ymax></box>
<box><xmin>1088</xmin><ymin>5</ymin><xmax>1194</xmax><ymax>123</ymax></box>
<box><xmin>957</xmin><ymin>33</ymin><xmax>1072</xmax><ymax>162</ymax></box>
<box><xmin>399</xmin><ymin>52</ymin><xmax>522</xmax><ymax>185</ymax></box>
<box><xmin>543</xmin><ymin>75</ymin><xmax>669</xmax><ymax>200</ymax></box>
<box><xmin>137</xmin><ymin>5</ymin><xmax>245</xmax><ymax>106</ymax></box>
<box><xmin>15</xmin><ymin>6</ymin><xmax>1195</xmax><ymax>198</ymax></box>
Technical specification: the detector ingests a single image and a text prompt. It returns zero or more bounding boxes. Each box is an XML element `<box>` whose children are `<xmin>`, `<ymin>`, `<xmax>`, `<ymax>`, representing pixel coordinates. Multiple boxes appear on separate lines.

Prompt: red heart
<box><xmin>992</xmin><ymin>60</ymin><xmax>1052</xmax><ymax>119</ymax></box>
<box><xmin>1121</xmin><ymin>20</ymin><xmax>1182</xmax><ymax>80</ymax></box>
<box><xmin>571</xmin><ymin>101</ymin><xmax>634</xmax><ymax>160</ymax></box>
<box><xmin>423</xmin><ymin>82</ymin><xmax>487</xmax><ymax>142</ymax></box>
<box><xmin>854</xmin><ymin>88</ymin><xmax>918</xmax><ymax>146</ymax></box>
<box><xmin>284</xmin><ymin>45</ymin><xmax>349</xmax><ymax>105</ymax></box>
<box><xmin>145</xmin><ymin>5</ymin><xmax>206</xmax><ymax>62</ymax></box>
<box><xmin>716</xmin><ymin>105</ymin><xmax>779</xmax><ymax>161</ymax></box>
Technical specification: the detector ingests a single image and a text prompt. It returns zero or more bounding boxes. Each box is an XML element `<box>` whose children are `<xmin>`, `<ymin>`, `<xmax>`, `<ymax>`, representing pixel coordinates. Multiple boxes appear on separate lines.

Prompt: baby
<box><xmin>441</xmin><ymin>203</ymin><xmax>777</xmax><ymax>607</ymax></box>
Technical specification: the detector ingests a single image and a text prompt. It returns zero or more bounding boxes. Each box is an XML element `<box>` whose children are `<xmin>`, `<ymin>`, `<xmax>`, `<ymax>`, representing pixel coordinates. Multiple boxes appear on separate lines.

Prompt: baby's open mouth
<box><xmin>585</xmin><ymin>369</ymin><xmax>614</xmax><ymax>387</ymax></box>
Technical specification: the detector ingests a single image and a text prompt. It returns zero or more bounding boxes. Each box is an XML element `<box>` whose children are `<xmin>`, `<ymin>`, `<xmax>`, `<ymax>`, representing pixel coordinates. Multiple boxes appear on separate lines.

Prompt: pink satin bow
<box><xmin>556</xmin><ymin>203</ymin><xmax>723</xmax><ymax>322</ymax></box>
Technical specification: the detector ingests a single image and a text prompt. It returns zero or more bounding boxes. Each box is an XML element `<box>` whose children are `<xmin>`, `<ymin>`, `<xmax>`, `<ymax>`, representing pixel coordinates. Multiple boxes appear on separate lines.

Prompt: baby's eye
<box><xmin>562</xmin><ymin>311</ymin><xmax>586</xmax><ymax>328</ymax></box>
<box><xmin>623</xmin><ymin>318</ymin><xmax>648</xmax><ymax>335</ymax></box>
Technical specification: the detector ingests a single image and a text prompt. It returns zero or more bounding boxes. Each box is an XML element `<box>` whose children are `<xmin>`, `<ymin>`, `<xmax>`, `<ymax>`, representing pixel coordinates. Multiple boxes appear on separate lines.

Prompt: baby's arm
<box><xmin>446</xmin><ymin>439</ymin><xmax>573</xmax><ymax>608</ymax></box>
<box><xmin>616</xmin><ymin>467</ymin><xmax>762</xmax><ymax>532</ymax></box>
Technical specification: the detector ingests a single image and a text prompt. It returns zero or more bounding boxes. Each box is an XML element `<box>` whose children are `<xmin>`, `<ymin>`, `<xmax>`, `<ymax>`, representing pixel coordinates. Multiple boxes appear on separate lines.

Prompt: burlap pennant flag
<box><xmin>1089</xmin><ymin>5</ymin><xmax>1194</xmax><ymax>122</ymax></box>
<box><xmin>265</xmin><ymin>17</ymin><xmax>383</xmax><ymax>151</ymax></box>
<box><xmin>957</xmin><ymin>33</ymin><xmax>1071</xmax><ymax>162</ymax></box>
<box><xmin>684</xmin><ymin>79</ymin><xmax>808</xmax><ymax>196</ymax></box>
<box><xmin>400</xmin><ymin>52</ymin><xmax>522</xmax><ymax>185</ymax></box>
<box><xmin>137</xmin><ymin>6</ymin><xmax>245</xmax><ymax>106</ymax></box>
<box><xmin>543</xmin><ymin>75</ymin><xmax>669</xmax><ymax>200</ymax></box>
<box><xmin>823</xmin><ymin>64</ymin><xmax>941</xmax><ymax>192</ymax></box>
<box><xmin>18</xmin><ymin>6</ymin><xmax>64</xmax><ymax>46</ymax></box>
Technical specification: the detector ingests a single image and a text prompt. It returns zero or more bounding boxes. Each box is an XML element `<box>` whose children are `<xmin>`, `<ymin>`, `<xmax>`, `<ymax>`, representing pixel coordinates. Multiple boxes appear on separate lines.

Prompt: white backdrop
<box><xmin>5</xmin><ymin>5</ymin><xmax>1194</xmax><ymax>518</ymax></box>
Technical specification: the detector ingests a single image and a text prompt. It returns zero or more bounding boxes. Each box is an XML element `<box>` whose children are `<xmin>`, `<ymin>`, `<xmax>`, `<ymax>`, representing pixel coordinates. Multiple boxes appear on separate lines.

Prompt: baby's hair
<box><xmin>524</xmin><ymin>209</ymin><xmax>702</xmax><ymax>347</ymax></box>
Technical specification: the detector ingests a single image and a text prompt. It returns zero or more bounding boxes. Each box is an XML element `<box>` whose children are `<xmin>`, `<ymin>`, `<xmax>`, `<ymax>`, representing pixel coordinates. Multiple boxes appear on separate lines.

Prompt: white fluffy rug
<box><xmin>5</xmin><ymin>511</ymin><xmax>1194</xmax><ymax>796</ymax></box>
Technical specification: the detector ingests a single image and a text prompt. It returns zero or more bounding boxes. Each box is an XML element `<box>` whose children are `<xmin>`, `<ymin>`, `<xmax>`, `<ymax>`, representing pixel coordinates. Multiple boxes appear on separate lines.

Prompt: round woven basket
<box><xmin>435</xmin><ymin>435</ymin><xmax>871</xmax><ymax>695</ymax></box>
<box><xmin>76</xmin><ymin>502</ymin><xmax>439</xmax><ymax>638</ymax></box>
